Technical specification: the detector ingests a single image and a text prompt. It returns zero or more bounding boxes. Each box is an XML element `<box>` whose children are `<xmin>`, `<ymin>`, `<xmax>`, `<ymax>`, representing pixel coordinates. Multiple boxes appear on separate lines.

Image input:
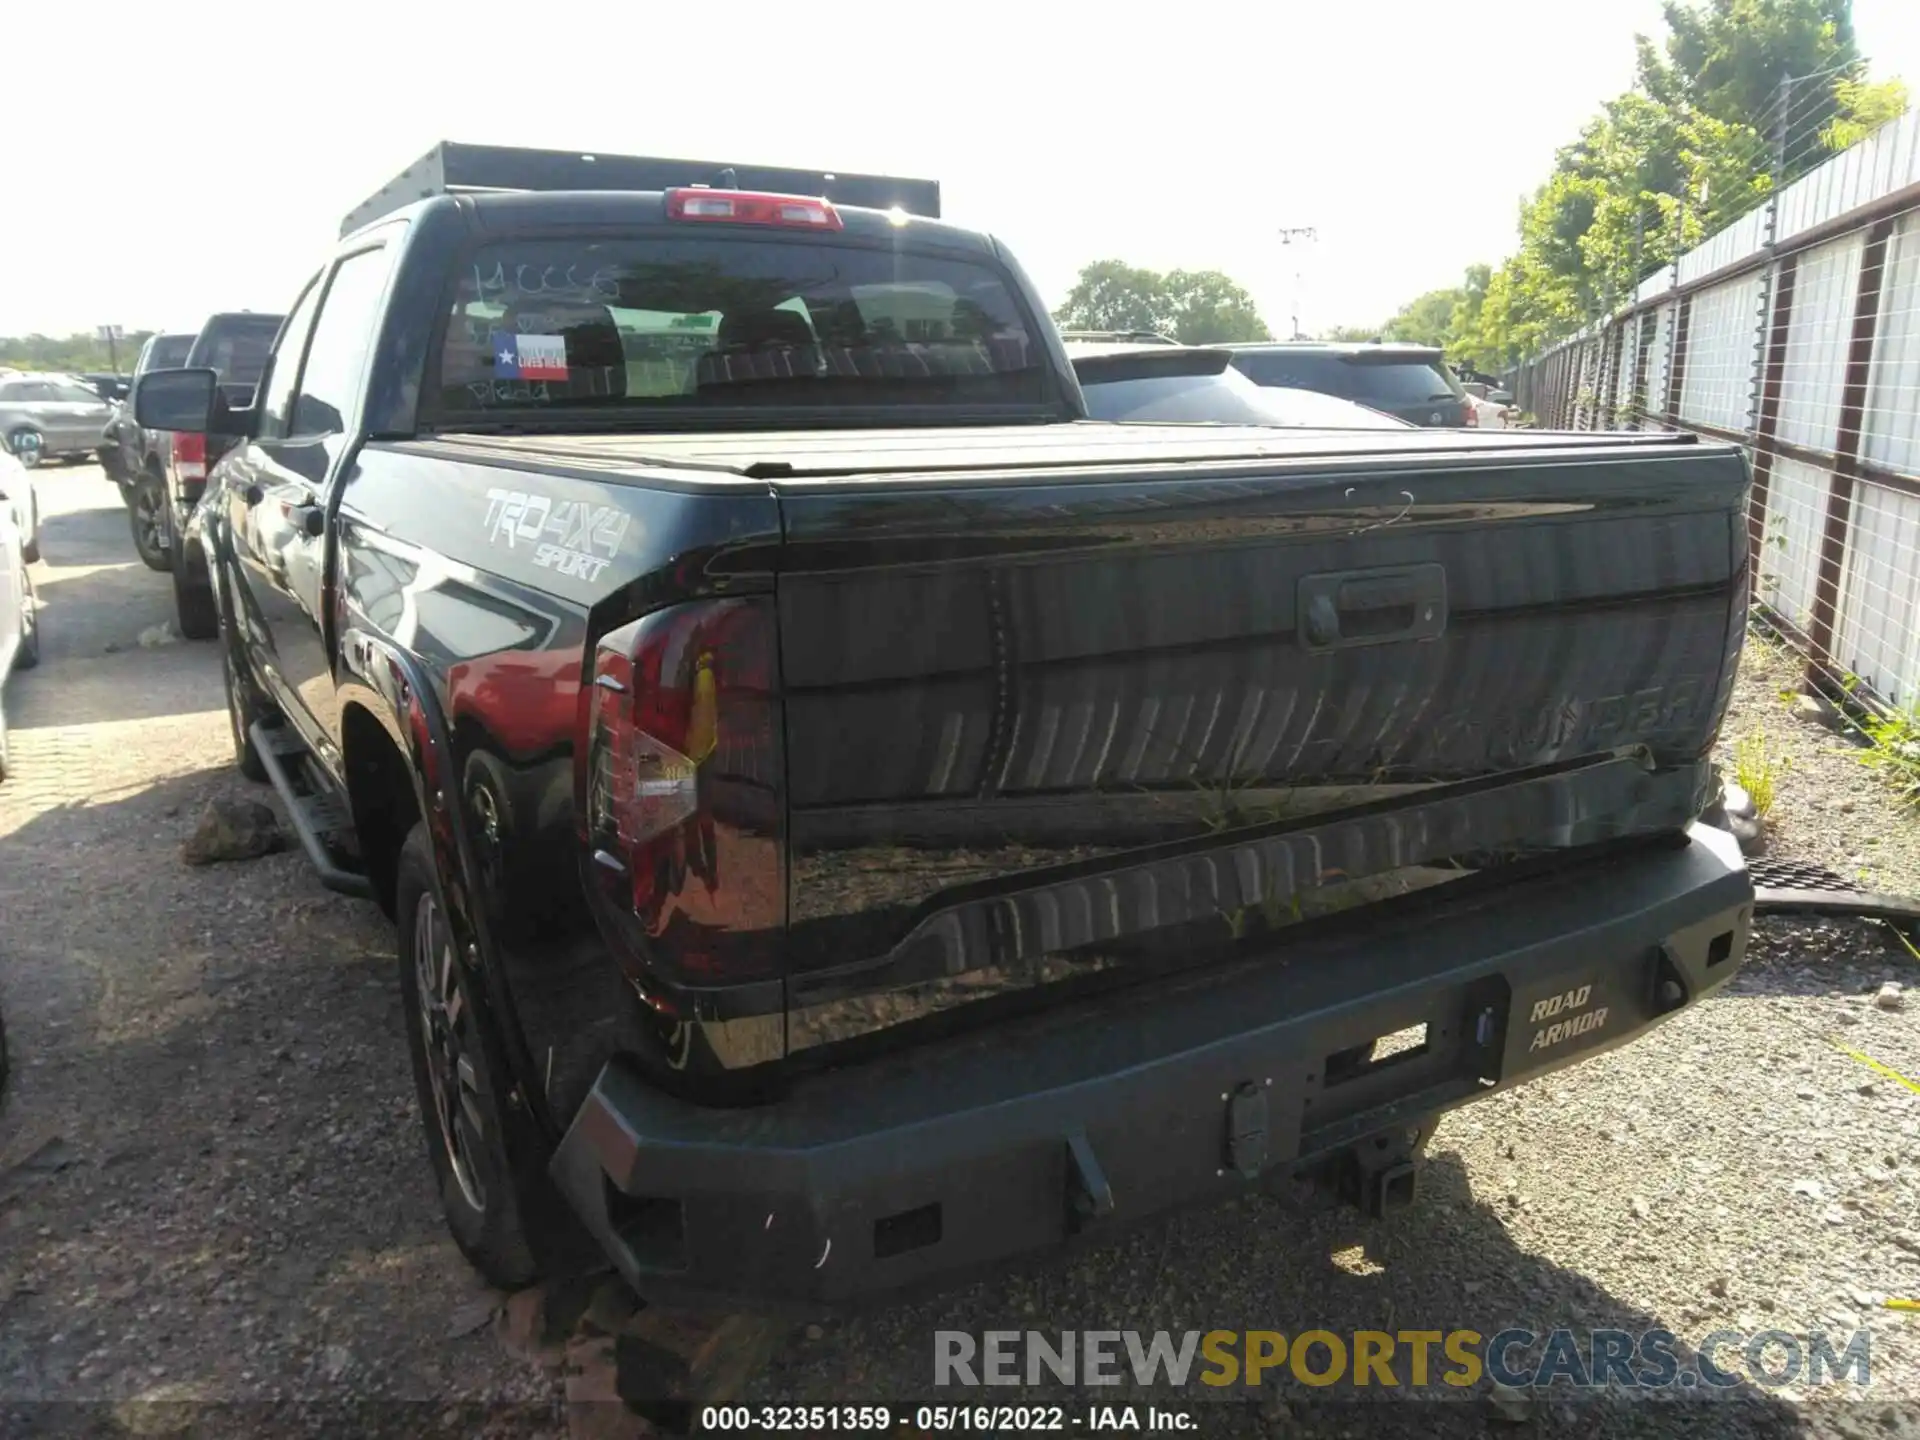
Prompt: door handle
<box><xmin>1299</xmin><ymin>563</ymin><xmax>1447</xmax><ymax>650</ymax></box>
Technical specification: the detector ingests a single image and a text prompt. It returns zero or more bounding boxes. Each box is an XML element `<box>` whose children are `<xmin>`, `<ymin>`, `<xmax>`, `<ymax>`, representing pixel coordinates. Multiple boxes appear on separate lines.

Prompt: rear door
<box><xmin>224</xmin><ymin>246</ymin><xmax>395</xmax><ymax>765</ymax></box>
<box><xmin>49</xmin><ymin>381</ymin><xmax>111</xmax><ymax>452</ymax></box>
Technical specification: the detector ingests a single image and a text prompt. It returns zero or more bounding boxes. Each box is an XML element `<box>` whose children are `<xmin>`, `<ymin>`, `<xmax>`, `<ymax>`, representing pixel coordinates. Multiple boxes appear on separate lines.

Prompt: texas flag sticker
<box><xmin>490</xmin><ymin>330</ymin><xmax>569</xmax><ymax>382</ymax></box>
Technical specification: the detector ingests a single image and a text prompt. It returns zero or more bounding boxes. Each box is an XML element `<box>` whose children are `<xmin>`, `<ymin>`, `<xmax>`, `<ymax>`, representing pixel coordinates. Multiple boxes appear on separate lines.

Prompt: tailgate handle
<box><xmin>1300</xmin><ymin>563</ymin><xmax>1447</xmax><ymax>650</ymax></box>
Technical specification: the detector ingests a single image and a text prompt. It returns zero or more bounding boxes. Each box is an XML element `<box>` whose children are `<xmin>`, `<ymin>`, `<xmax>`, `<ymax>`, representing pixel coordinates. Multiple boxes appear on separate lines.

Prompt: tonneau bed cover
<box><xmin>413</xmin><ymin>423</ymin><xmax>1711</xmax><ymax>484</ymax></box>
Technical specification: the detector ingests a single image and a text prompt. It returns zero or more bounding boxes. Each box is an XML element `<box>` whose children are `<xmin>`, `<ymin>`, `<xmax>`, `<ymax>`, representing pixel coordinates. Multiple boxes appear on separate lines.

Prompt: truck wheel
<box><xmin>14</xmin><ymin>571</ymin><xmax>38</xmax><ymax>671</ymax></box>
<box><xmin>171</xmin><ymin>537</ymin><xmax>219</xmax><ymax>640</ymax></box>
<box><xmin>129</xmin><ymin>475</ymin><xmax>170</xmax><ymax>571</ymax></box>
<box><xmin>395</xmin><ymin>824</ymin><xmax>541</xmax><ymax>1288</ymax></box>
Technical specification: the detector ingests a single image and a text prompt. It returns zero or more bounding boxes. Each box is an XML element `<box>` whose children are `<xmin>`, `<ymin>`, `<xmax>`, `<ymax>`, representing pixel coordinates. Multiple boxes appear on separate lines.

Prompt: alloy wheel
<box><xmin>412</xmin><ymin>892</ymin><xmax>488</xmax><ymax>1211</ymax></box>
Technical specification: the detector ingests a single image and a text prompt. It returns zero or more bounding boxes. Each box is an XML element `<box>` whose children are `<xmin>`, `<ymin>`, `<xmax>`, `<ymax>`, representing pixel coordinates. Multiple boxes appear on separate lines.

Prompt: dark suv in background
<box><xmin>105</xmin><ymin>332</ymin><xmax>197</xmax><ymax>531</ymax></box>
<box><xmin>115</xmin><ymin>314</ymin><xmax>280</xmax><ymax>581</ymax></box>
<box><xmin>1228</xmin><ymin>342</ymin><xmax>1475</xmax><ymax>427</ymax></box>
<box><xmin>156</xmin><ymin>312</ymin><xmax>282</xmax><ymax>632</ymax></box>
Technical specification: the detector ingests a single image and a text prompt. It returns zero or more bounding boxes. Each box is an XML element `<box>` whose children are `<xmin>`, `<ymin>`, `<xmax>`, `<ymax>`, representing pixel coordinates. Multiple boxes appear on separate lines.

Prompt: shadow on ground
<box><xmin>0</xmin><ymin>764</ymin><xmax>554</xmax><ymax>1421</ymax></box>
<box><xmin>27</xmin><ymin>494</ymin><xmax>145</xmax><ymax>573</ymax></box>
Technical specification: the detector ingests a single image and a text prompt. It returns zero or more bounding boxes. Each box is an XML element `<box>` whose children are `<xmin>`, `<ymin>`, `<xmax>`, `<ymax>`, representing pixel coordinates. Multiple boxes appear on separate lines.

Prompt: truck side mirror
<box><xmin>136</xmin><ymin>368</ymin><xmax>219</xmax><ymax>433</ymax></box>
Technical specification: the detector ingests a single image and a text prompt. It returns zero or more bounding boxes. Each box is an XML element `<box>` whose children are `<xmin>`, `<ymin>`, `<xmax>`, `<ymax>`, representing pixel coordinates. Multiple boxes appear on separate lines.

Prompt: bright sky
<box><xmin>4</xmin><ymin>0</ymin><xmax>1916</xmax><ymax>342</ymax></box>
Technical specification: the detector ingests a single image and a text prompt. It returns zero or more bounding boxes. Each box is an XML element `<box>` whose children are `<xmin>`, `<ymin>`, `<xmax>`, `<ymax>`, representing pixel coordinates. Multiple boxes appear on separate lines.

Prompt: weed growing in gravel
<box><xmin>1734</xmin><ymin>729</ymin><xmax>1788</xmax><ymax>818</ymax></box>
<box><xmin>1856</xmin><ymin>705</ymin><xmax>1920</xmax><ymax>808</ymax></box>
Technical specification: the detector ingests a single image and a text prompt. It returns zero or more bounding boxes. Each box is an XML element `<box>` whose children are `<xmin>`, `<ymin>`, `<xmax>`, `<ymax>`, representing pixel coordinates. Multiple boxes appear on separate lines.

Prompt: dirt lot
<box><xmin>3</xmin><ymin>470</ymin><xmax>1919</xmax><ymax>1438</ymax></box>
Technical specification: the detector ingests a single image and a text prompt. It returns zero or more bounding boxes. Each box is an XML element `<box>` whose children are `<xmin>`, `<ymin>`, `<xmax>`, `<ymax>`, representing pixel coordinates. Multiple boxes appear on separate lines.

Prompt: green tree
<box><xmin>1162</xmin><ymin>269</ymin><xmax>1272</xmax><ymax>344</ymax></box>
<box><xmin>1052</xmin><ymin>260</ymin><xmax>1173</xmax><ymax>335</ymax></box>
<box><xmin>1379</xmin><ymin>0</ymin><xmax>1907</xmax><ymax>371</ymax></box>
<box><xmin>1646</xmin><ymin>0</ymin><xmax>1855</xmax><ymax>153</ymax></box>
<box><xmin>1823</xmin><ymin>75</ymin><xmax>1910</xmax><ymax>149</ymax></box>
<box><xmin>0</xmin><ymin>331</ymin><xmax>152</xmax><ymax>374</ymax></box>
<box><xmin>1383</xmin><ymin>288</ymin><xmax>1463</xmax><ymax>348</ymax></box>
<box><xmin>1053</xmin><ymin>261</ymin><xmax>1271</xmax><ymax>343</ymax></box>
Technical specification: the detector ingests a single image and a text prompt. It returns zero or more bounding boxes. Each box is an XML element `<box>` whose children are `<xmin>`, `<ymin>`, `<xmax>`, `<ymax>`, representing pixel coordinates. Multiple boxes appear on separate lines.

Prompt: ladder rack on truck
<box><xmin>341</xmin><ymin>141</ymin><xmax>942</xmax><ymax>236</ymax></box>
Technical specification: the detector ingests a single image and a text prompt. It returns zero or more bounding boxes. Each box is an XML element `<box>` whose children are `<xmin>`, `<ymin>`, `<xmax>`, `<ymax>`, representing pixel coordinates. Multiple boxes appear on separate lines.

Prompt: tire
<box><xmin>6</xmin><ymin>428</ymin><xmax>42</xmax><ymax>469</ymax></box>
<box><xmin>171</xmin><ymin>534</ymin><xmax>219</xmax><ymax>641</ymax></box>
<box><xmin>221</xmin><ymin>637</ymin><xmax>268</xmax><ymax>782</ymax></box>
<box><xmin>20</xmin><ymin>492</ymin><xmax>37</xmax><ymax>565</ymax></box>
<box><xmin>14</xmin><ymin>571</ymin><xmax>38</xmax><ymax>671</ymax></box>
<box><xmin>129</xmin><ymin>474</ymin><xmax>170</xmax><ymax>571</ymax></box>
<box><xmin>395</xmin><ymin>824</ymin><xmax>542</xmax><ymax>1288</ymax></box>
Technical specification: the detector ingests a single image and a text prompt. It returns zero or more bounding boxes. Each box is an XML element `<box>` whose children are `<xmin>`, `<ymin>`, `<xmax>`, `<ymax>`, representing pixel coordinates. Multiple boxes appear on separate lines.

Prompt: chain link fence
<box><xmin>1511</xmin><ymin>105</ymin><xmax>1920</xmax><ymax>722</ymax></box>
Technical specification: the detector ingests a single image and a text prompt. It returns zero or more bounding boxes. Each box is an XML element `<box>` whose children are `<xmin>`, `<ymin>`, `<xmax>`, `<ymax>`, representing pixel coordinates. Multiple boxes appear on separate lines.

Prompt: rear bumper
<box><xmin>552</xmin><ymin>824</ymin><xmax>1752</xmax><ymax>1313</ymax></box>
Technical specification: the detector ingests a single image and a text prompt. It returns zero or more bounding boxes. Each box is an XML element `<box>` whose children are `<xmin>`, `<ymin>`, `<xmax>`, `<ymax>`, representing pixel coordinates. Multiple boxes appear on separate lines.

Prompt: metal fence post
<box><xmin>1632</xmin><ymin>312</ymin><xmax>1656</xmax><ymax>426</ymax></box>
<box><xmin>1748</xmin><ymin>254</ymin><xmax>1799</xmax><ymax>577</ymax></box>
<box><xmin>1664</xmin><ymin>297</ymin><xmax>1693</xmax><ymax>423</ymax></box>
<box><xmin>1598</xmin><ymin>324</ymin><xmax>1619</xmax><ymax>429</ymax></box>
<box><xmin>1803</xmin><ymin>217</ymin><xmax>1896</xmax><ymax>690</ymax></box>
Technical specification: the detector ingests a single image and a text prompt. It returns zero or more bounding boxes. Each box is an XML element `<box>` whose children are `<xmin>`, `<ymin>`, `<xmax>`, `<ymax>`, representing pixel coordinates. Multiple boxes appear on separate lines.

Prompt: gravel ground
<box><xmin>1713</xmin><ymin>637</ymin><xmax>1920</xmax><ymax>898</ymax></box>
<box><xmin>2</xmin><ymin>473</ymin><xmax>1918</xmax><ymax>1438</ymax></box>
<box><xmin>0</xmin><ymin>472</ymin><xmax>563</xmax><ymax>1437</ymax></box>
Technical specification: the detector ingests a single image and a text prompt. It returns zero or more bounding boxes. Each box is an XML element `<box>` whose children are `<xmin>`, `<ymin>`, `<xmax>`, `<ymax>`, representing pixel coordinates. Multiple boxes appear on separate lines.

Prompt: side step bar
<box><xmin>249</xmin><ymin>720</ymin><xmax>374</xmax><ymax>899</ymax></box>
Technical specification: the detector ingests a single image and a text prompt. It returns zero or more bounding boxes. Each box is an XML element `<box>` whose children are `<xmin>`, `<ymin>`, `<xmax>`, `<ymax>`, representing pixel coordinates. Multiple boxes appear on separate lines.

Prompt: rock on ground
<box><xmin>180</xmin><ymin>796</ymin><xmax>285</xmax><ymax>866</ymax></box>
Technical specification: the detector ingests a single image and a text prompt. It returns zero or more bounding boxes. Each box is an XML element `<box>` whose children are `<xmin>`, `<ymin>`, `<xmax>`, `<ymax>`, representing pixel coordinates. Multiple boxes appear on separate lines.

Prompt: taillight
<box><xmin>172</xmin><ymin>430</ymin><xmax>207</xmax><ymax>480</ymax></box>
<box><xmin>665</xmin><ymin>188</ymin><xmax>843</xmax><ymax>230</ymax></box>
<box><xmin>584</xmin><ymin>597</ymin><xmax>784</xmax><ymax>985</ymax></box>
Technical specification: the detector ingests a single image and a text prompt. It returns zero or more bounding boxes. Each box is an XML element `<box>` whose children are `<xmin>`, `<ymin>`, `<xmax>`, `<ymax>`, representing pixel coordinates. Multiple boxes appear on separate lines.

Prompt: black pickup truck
<box><xmin>138</xmin><ymin>153</ymin><xmax>1756</xmax><ymax>1312</ymax></box>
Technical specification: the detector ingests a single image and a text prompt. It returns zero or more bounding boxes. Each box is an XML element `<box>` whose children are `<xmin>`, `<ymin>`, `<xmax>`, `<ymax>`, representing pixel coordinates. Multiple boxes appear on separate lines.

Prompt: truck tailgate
<box><xmin>767</xmin><ymin>431</ymin><xmax>1750</xmax><ymax>1053</ymax></box>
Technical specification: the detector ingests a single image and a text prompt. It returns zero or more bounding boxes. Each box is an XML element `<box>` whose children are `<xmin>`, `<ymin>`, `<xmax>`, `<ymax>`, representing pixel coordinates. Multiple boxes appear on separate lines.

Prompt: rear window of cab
<box><xmin>434</xmin><ymin>237</ymin><xmax>1048</xmax><ymax>417</ymax></box>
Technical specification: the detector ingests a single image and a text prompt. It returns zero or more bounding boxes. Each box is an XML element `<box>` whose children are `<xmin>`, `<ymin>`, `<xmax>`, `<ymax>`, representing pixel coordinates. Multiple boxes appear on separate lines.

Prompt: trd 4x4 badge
<box><xmin>482</xmin><ymin>487</ymin><xmax>631</xmax><ymax>581</ymax></box>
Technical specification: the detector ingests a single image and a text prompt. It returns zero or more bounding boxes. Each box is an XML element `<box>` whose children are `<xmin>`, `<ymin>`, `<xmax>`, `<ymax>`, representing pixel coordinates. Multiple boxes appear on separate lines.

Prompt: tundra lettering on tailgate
<box><xmin>483</xmin><ymin>487</ymin><xmax>631</xmax><ymax>581</ymax></box>
<box><xmin>1527</xmin><ymin>984</ymin><xmax>1610</xmax><ymax>1053</ymax></box>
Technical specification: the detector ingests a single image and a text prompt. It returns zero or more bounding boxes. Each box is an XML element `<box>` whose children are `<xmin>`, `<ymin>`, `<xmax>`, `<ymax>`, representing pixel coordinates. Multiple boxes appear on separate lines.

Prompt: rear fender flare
<box><xmin>339</xmin><ymin>629</ymin><xmax>557</xmax><ymax>1141</ymax></box>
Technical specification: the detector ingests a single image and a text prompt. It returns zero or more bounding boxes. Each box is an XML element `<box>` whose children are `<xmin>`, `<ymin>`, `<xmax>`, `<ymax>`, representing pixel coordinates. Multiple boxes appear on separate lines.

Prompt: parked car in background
<box><xmin>113</xmin><ymin>319</ymin><xmax>280</xmax><ymax>577</ymax></box>
<box><xmin>1067</xmin><ymin>342</ymin><xmax>1413</xmax><ymax>428</ymax></box>
<box><xmin>151</xmin><ymin>312</ymin><xmax>282</xmax><ymax>611</ymax></box>
<box><xmin>0</xmin><ymin>373</ymin><xmax>115</xmax><ymax>465</ymax></box>
<box><xmin>1461</xmin><ymin>380</ymin><xmax>1514</xmax><ymax>430</ymax></box>
<box><xmin>0</xmin><ymin>444</ymin><xmax>42</xmax><ymax>783</ymax></box>
<box><xmin>0</xmin><ymin>437</ymin><xmax>40</xmax><ymax>563</ymax></box>
<box><xmin>1228</xmin><ymin>342</ymin><xmax>1476</xmax><ymax>427</ymax></box>
<box><xmin>106</xmin><ymin>331</ymin><xmax>198</xmax><ymax>567</ymax></box>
